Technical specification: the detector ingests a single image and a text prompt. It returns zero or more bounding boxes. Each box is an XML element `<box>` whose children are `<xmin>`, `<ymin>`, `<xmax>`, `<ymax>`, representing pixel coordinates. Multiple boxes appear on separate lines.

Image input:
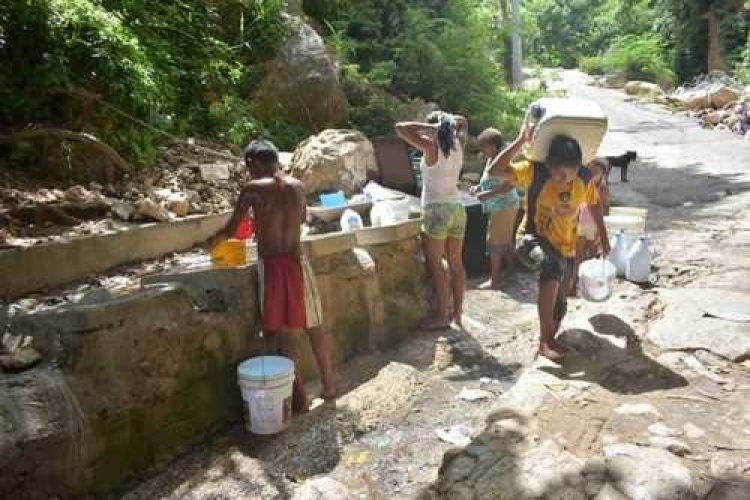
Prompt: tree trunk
<box><xmin>498</xmin><ymin>0</ymin><xmax>513</xmax><ymax>85</ymax></box>
<box><xmin>704</xmin><ymin>5</ymin><xmax>728</xmax><ymax>72</ymax></box>
<box><xmin>510</xmin><ymin>0</ymin><xmax>523</xmax><ymax>88</ymax></box>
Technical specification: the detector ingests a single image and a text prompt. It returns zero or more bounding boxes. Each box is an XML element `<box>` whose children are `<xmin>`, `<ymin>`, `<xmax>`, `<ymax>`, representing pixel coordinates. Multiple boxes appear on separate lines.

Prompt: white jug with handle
<box><xmin>625</xmin><ymin>235</ymin><xmax>651</xmax><ymax>283</ymax></box>
<box><xmin>609</xmin><ymin>230</ymin><xmax>628</xmax><ymax>278</ymax></box>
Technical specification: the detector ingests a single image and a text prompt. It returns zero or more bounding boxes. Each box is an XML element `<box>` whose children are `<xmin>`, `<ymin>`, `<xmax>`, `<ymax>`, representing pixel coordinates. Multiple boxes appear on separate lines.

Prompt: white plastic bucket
<box><xmin>579</xmin><ymin>258</ymin><xmax>617</xmax><ymax>302</ymax></box>
<box><xmin>237</xmin><ymin>356</ymin><xmax>295</xmax><ymax>435</ymax></box>
<box><xmin>609</xmin><ymin>206</ymin><xmax>648</xmax><ymax>220</ymax></box>
<box><xmin>605</xmin><ymin>214</ymin><xmax>645</xmax><ymax>243</ymax></box>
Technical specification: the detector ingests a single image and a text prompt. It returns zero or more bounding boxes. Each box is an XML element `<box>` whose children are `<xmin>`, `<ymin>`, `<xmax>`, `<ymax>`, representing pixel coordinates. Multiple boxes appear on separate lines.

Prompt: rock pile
<box><xmin>1</xmin><ymin>140</ymin><xmax>244</xmax><ymax>246</ymax></box>
<box><xmin>669</xmin><ymin>72</ymin><xmax>748</xmax><ymax>135</ymax></box>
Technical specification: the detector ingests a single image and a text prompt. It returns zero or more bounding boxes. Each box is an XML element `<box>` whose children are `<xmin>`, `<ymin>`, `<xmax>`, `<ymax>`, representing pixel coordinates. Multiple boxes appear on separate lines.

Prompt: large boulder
<box><xmin>624</xmin><ymin>81</ymin><xmax>662</xmax><ymax>96</ymax></box>
<box><xmin>707</xmin><ymin>84</ymin><xmax>741</xmax><ymax>109</ymax></box>
<box><xmin>675</xmin><ymin>89</ymin><xmax>710</xmax><ymax>110</ymax></box>
<box><xmin>604</xmin><ymin>444</ymin><xmax>696</xmax><ymax>499</ymax></box>
<box><xmin>602</xmin><ymin>74</ymin><xmax>627</xmax><ymax>89</ymax></box>
<box><xmin>254</xmin><ymin>21</ymin><xmax>349</xmax><ymax>131</ymax></box>
<box><xmin>288</xmin><ymin>129</ymin><xmax>378</xmax><ymax>197</ymax></box>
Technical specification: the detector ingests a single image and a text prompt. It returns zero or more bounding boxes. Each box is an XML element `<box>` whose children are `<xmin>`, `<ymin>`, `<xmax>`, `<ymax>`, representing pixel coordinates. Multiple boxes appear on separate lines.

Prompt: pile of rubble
<box><xmin>669</xmin><ymin>72</ymin><xmax>748</xmax><ymax>135</ymax></box>
<box><xmin>1</xmin><ymin>140</ymin><xmax>245</xmax><ymax>246</ymax></box>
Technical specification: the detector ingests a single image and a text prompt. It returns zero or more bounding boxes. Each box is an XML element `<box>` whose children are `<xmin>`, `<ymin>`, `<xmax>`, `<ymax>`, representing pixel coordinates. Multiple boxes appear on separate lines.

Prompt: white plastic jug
<box><xmin>370</xmin><ymin>202</ymin><xmax>396</xmax><ymax>227</ymax></box>
<box><xmin>579</xmin><ymin>258</ymin><xmax>617</xmax><ymax>302</ymax></box>
<box><xmin>626</xmin><ymin>235</ymin><xmax>651</xmax><ymax>283</ymax></box>
<box><xmin>340</xmin><ymin>208</ymin><xmax>363</xmax><ymax>232</ymax></box>
<box><xmin>609</xmin><ymin>230</ymin><xmax>629</xmax><ymax>277</ymax></box>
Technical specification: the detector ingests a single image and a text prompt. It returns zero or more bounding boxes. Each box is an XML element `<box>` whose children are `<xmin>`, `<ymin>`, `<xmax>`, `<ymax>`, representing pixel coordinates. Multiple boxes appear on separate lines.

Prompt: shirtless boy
<box><xmin>208</xmin><ymin>140</ymin><xmax>336</xmax><ymax>411</ymax></box>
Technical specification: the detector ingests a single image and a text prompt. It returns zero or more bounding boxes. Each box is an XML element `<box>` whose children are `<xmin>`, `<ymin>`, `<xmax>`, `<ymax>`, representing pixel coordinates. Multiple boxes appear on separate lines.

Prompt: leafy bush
<box><xmin>604</xmin><ymin>35</ymin><xmax>675</xmax><ymax>87</ymax></box>
<box><xmin>579</xmin><ymin>56</ymin><xmax>607</xmax><ymax>75</ymax></box>
<box><xmin>308</xmin><ymin>0</ymin><xmax>540</xmax><ymax>139</ymax></box>
<box><xmin>0</xmin><ymin>0</ymin><xmax>290</xmax><ymax>167</ymax></box>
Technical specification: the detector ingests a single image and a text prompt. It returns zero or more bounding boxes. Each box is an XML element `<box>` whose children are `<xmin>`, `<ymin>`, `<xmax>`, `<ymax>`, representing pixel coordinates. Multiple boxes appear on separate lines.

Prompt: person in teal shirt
<box><xmin>470</xmin><ymin>128</ymin><xmax>521</xmax><ymax>289</ymax></box>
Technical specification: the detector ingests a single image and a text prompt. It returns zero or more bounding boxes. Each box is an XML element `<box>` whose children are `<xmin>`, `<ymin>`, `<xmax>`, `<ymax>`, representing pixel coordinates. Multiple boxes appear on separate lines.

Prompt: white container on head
<box><xmin>525</xmin><ymin>98</ymin><xmax>609</xmax><ymax>166</ymax></box>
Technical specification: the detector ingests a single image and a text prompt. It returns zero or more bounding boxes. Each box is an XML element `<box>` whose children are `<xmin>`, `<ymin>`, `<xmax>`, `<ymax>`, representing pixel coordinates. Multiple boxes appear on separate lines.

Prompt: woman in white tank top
<box><xmin>395</xmin><ymin>111</ymin><xmax>468</xmax><ymax>330</ymax></box>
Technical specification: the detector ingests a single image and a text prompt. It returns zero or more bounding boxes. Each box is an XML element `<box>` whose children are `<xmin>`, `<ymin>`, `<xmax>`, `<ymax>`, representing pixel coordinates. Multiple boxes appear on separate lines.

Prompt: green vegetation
<box><xmin>0</xmin><ymin>0</ymin><xmax>289</xmax><ymax>165</ymax></box>
<box><xmin>306</xmin><ymin>0</ymin><xmax>540</xmax><ymax>138</ymax></box>
<box><xmin>580</xmin><ymin>35</ymin><xmax>675</xmax><ymax>87</ymax></box>
<box><xmin>1</xmin><ymin>0</ymin><xmax>744</xmax><ymax>171</ymax></box>
<box><xmin>524</xmin><ymin>0</ymin><xmax>747</xmax><ymax>86</ymax></box>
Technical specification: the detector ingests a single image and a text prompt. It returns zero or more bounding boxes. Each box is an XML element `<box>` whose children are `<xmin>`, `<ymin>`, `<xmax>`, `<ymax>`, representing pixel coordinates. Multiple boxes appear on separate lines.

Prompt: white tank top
<box><xmin>420</xmin><ymin>140</ymin><xmax>463</xmax><ymax>206</ymax></box>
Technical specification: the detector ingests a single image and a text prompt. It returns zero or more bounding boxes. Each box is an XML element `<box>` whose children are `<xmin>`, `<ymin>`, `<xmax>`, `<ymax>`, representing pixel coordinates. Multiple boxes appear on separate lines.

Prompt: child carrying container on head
<box><xmin>470</xmin><ymin>128</ymin><xmax>521</xmax><ymax>289</ymax></box>
<box><xmin>570</xmin><ymin>157</ymin><xmax>610</xmax><ymax>296</ymax></box>
<box><xmin>487</xmin><ymin>121</ymin><xmax>610</xmax><ymax>361</ymax></box>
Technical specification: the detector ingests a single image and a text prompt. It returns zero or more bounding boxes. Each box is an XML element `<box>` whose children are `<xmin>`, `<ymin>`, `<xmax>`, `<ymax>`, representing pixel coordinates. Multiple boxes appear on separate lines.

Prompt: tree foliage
<box><xmin>523</xmin><ymin>0</ymin><xmax>747</xmax><ymax>85</ymax></box>
<box><xmin>305</xmin><ymin>0</ymin><xmax>540</xmax><ymax>138</ymax></box>
<box><xmin>0</xmin><ymin>0</ymin><xmax>289</xmax><ymax>165</ymax></box>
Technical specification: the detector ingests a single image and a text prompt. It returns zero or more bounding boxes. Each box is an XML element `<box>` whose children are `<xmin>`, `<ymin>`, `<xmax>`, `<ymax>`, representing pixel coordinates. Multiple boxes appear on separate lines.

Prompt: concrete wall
<box><xmin>0</xmin><ymin>221</ymin><xmax>427</xmax><ymax>498</ymax></box>
<box><xmin>0</xmin><ymin>213</ymin><xmax>230</xmax><ymax>299</ymax></box>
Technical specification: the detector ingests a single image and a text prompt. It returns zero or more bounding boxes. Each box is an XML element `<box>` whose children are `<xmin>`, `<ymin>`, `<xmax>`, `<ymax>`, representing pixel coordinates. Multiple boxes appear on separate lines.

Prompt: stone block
<box><xmin>354</xmin><ymin>220</ymin><xmax>421</xmax><ymax>247</ymax></box>
<box><xmin>302</xmin><ymin>231</ymin><xmax>357</xmax><ymax>258</ymax></box>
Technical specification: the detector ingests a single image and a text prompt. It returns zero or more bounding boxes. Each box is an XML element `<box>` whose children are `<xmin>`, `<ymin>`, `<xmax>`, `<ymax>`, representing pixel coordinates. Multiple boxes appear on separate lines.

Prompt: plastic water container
<box><xmin>237</xmin><ymin>356</ymin><xmax>295</xmax><ymax>435</ymax></box>
<box><xmin>235</xmin><ymin>216</ymin><xmax>255</xmax><ymax>240</ymax></box>
<box><xmin>579</xmin><ymin>258</ymin><xmax>617</xmax><ymax>302</ymax></box>
<box><xmin>370</xmin><ymin>202</ymin><xmax>396</xmax><ymax>227</ymax></box>
<box><xmin>211</xmin><ymin>239</ymin><xmax>247</xmax><ymax>267</ymax></box>
<box><xmin>390</xmin><ymin>198</ymin><xmax>412</xmax><ymax>222</ymax></box>
<box><xmin>609</xmin><ymin>206</ymin><xmax>648</xmax><ymax>220</ymax></box>
<box><xmin>626</xmin><ymin>235</ymin><xmax>651</xmax><ymax>283</ymax></box>
<box><xmin>525</xmin><ymin>98</ymin><xmax>609</xmax><ymax>165</ymax></box>
<box><xmin>609</xmin><ymin>230</ymin><xmax>629</xmax><ymax>277</ymax></box>
<box><xmin>320</xmin><ymin>191</ymin><xmax>346</xmax><ymax>208</ymax></box>
<box><xmin>340</xmin><ymin>208</ymin><xmax>363</xmax><ymax>231</ymax></box>
<box><xmin>605</xmin><ymin>214</ymin><xmax>645</xmax><ymax>245</ymax></box>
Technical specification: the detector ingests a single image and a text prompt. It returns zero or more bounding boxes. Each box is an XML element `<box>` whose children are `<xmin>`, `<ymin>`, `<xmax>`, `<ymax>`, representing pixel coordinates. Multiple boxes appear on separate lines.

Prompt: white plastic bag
<box><xmin>370</xmin><ymin>202</ymin><xmax>395</xmax><ymax>227</ymax></box>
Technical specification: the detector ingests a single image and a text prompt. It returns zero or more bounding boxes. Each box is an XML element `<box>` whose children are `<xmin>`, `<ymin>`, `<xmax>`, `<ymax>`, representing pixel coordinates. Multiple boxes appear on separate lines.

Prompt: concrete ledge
<box><xmin>302</xmin><ymin>231</ymin><xmax>357</xmax><ymax>257</ymax></box>
<box><xmin>0</xmin><ymin>213</ymin><xmax>231</xmax><ymax>299</ymax></box>
<box><xmin>1</xmin><ymin>226</ymin><xmax>428</xmax><ymax>498</ymax></box>
<box><xmin>354</xmin><ymin>220</ymin><xmax>421</xmax><ymax>247</ymax></box>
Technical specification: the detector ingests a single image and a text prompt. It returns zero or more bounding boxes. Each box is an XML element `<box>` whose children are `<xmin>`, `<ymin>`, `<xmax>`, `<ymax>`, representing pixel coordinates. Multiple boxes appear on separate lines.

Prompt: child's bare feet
<box><xmin>538</xmin><ymin>342</ymin><xmax>565</xmax><ymax>362</ymax></box>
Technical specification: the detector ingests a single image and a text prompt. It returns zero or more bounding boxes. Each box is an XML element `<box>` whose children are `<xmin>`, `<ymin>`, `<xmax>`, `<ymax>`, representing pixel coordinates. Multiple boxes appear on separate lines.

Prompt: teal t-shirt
<box><xmin>479</xmin><ymin>159</ymin><xmax>520</xmax><ymax>214</ymax></box>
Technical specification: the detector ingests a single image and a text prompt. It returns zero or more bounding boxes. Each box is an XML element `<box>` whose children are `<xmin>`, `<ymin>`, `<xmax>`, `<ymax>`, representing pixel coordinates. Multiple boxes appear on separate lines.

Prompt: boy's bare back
<box><xmin>246</xmin><ymin>174</ymin><xmax>306</xmax><ymax>259</ymax></box>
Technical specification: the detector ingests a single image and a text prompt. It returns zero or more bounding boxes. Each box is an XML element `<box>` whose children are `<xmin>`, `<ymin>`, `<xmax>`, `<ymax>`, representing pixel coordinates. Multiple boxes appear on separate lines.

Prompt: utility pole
<box><xmin>510</xmin><ymin>0</ymin><xmax>523</xmax><ymax>88</ymax></box>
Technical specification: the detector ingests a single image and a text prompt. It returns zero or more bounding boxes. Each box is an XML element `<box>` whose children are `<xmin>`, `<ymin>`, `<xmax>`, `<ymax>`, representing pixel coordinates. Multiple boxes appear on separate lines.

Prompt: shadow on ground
<box><xmin>538</xmin><ymin>314</ymin><xmax>688</xmax><ymax>395</ymax></box>
<box><xmin>420</xmin><ymin>406</ymin><xmax>750</xmax><ymax>499</ymax></box>
<box><xmin>610</xmin><ymin>156</ymin><xmax>750</xmax><ymax>209</ymax></box>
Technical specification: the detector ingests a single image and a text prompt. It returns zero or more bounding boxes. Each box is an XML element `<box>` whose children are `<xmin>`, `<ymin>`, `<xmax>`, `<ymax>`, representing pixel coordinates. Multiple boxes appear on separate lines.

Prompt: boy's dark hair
<box><xmin>244</xmin><ymin>139</ymin><xmax>279</xmax><ymax>165</ymax></box>
<box><xmin>477</xmin><ymin>128</ymin><xmax>504</xmax><ymax>149</ymax></box>
<box><xmin>546</xmin><ymin>135</ymin><xmax>582</xmax><ymax>168</ymax></box>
